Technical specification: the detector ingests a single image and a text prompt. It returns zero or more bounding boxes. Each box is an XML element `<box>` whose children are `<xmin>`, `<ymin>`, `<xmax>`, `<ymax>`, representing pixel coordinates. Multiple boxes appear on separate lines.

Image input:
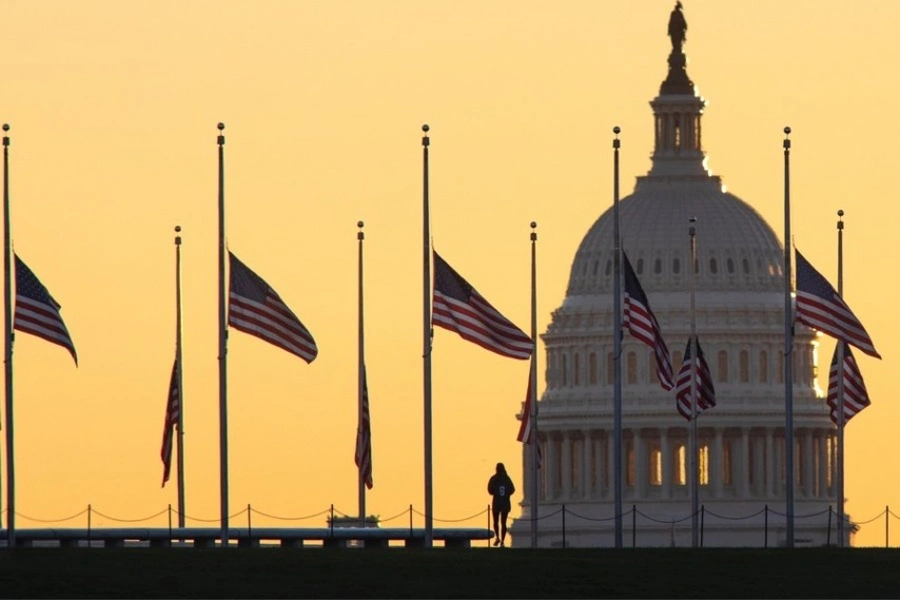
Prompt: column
<box><xmin>713</xmin><ymin>429</ymin><xmax>723</xmax><ymax>498</ymax></box>
<box><xmin>634</xmin><ymin>429</ymin><xmax>645</xmax><ymax>498</ymax></box>
<box><xmin>606</xmin><ymin>429</ymin><xmax>615</xmax><ymax>500</ymax></box>
<box><xmin>546</xmin><ymin>432</ymin><xmax>557</xmax><ymax>501</ymax></box>
<box><xmin>740</xmin><ymin>428</ymin><xmax>750</xmax><ymax>498</ymax></box>
<box><xmin>561</xmin><ymin>432</ymin><xmax>572</xmax><ymax>501</ymax></box>
<box><xmin>594</xmin><ymin>432</ymin><xmax>603</xmax><ymax>499</ymax></box>
<box><xmin>753</xmin><ymin>433</ymin><xmax>764</xmax><ymax>498</ymax></box>
<box><xmin>661</xmin><ymin>427</ymin><xmax>672</xmax><ymax>499</ymax></box>
<box><xmin>582</xmin><ymin>430</ymin><xmax>592</xmax><ymax>499</ymax></box>
<box><xmin>803</xmin><ymin>430</ymin><xmax>814</xmax><ymax>498</ymax></box>
<box><xmin>818</xmin><ymin>430</ymin><xmax>828</xmax><ymax>498</ymax></box>
<box><xmin>765</xmin><ymin>428</ymin><xmax>774</xmax><ymax>499</ymax></box>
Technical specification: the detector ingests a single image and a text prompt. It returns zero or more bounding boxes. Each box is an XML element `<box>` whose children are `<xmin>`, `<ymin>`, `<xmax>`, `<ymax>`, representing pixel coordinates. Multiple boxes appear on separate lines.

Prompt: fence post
<box><xmin>487</xmin><ymin>504</ymin><xmax>491</xmax><ymax>547</ymax></box>
<box><xmin>87</xmin><ymin>504</ymin><xmax>92</xmax><ymax>548</ymax></box>
<box><xmin>409</xmin><ymin>504</ymin><xmax>413</xmax><ymax>539</ymax></box>
<box><xmin>826</xmin><ymin>506</ymin><xmax>832</xmax><ymax>547</ymax></box>
<box><xmin>247</xmin><ymin>504</ymin><xmax>252</xmax><ymax>545</ymax></box>
<box><xmin>886</xmin><ymin>505</ymin><xmax>890</xmax><ymax>548</ymax></box>
<box><xmin>168</xmin><ymin>504</ymin><xmax>173</xmax><ymax>548</ymax></box>
<box><xmin>700</xmin><ymin>505</ymin><xmax>705</xmax><ymax>548</ymax></box>
<box><xmin>632</xmin><ymin>505</ymin><xmax>636</xmax><ymax>548</ymax></box>
<box><xmin>561</xmin><ymin>504</ymin><xmax>566</xmax><ymax>549</ymax></box>
<box><xmin>764</xmin><ymin>504</ymin><xmax>768</xmax><ymax>548</ymax></box>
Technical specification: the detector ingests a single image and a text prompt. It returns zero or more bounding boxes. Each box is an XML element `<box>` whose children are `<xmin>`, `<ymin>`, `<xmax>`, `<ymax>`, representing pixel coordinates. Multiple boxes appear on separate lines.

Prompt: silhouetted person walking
<box><xmin>487</xmin><ymin>462</ymin><xmax>516</xmax><ymax>547</ymax></box>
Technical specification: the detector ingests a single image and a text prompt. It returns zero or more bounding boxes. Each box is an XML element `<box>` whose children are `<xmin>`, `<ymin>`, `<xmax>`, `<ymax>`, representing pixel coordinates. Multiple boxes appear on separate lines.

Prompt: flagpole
<box><xmin>529</xmin><ymin>220</ymin><xmax>539</xmax><ymax>549</ymax></box>
<box><xmin>612</xmin><ymin>126</ymin><xmax>623</xmax><ymax>548</ymax></box>
<box><xmin>688</xmin><ymin>217</ymin><xmax>699</xmax><ymax>548</ymax></box>
<box><xmin>836</xmin><ymin>209</ymin><xmax>845</xmax><ymax>547</ymax></box>
<box><xmin>2</xmin><ymin>123</ymin><xmax>12</xmax><ymax>540</ymax></box>
<box><xmin>422</xmin><ymin>124</ymin><xmax>434</xmax><ymax>547</ymax></box>
<box><xmin>358</xmin><ymin>220</ymin><xmax>366</xmax><ymax>525</ymax></box>
<box><xmin>216</xmin><ymin>122</ymin><xmax>230</xmax><ymax>547</ymax></box>
<box><xmin>783</xmin><ymin>126</ymin><xmax>795</xmax><ymax>548</ymax></box>
<box><xmin>175</xmin><ymin>225</ymin><xmax>186</xmax><ymax>528</ymax></box>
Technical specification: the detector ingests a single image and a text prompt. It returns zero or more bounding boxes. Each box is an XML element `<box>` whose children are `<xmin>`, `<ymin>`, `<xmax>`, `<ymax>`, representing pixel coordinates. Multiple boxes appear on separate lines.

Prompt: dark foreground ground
<box><xmin>1</xmin><ymin>547</ymin><xmax>899</xmax><ymax>598</ymax></box>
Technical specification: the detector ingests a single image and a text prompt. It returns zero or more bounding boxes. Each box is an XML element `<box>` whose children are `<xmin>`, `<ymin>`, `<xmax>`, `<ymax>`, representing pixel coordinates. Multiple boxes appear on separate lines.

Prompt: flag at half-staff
<box><xmin>228</xmin><ymin>251</ymin><xmax>318</xmax><ymax>362</ymax></box>
<box><xmin>432</xmin><ymin>251</ymin><xmax>533</xmax><ymax>360</ymax></box>
<box><xmin>14</xmin><ymin>254</ymin><xmax>77</xmax><ymax>365</ymax></box>
<box><xmin>355</xmin><ymin>364</ymin><xmax>373</xmax><ymax>489</ymax></box>
<box><xmin>516</xmin><ymin>361</ymin><xmax>542</xmax><ymax>468</ymax></box>
<box><xmin>827</xmin><ymin>341</ymin><xmax>871</xmax><ymax>426</ymax></box>
<box><xmin>675</xmin><ymin>336</ymin><xmax>715</xmax><ymax>420</ymax></box>
<box><xmin>794</xmin><ymin>249</ymin><xmax>880</xmax><ymax>359</ymax></box>
<box><xmin>623</xmin><ymin>251</ymin><xmax>674</xmax><ymax>391</ymax></box>
<box><xmin>160</xmin><ymin>357</ymin><xmax>180</xmax><ymax>487</ymax></box>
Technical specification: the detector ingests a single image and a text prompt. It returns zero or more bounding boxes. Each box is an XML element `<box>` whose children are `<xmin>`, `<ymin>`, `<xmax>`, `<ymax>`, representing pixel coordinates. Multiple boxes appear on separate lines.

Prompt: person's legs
<box><xmin>492</xmin><ymin>506</ymin><xmax>501</xmax><ymax>545</ymax></box>
<box><xmin>500</xmin><ymin>510</ymin><xmax>509</xmax><ymax>546</ymax></box>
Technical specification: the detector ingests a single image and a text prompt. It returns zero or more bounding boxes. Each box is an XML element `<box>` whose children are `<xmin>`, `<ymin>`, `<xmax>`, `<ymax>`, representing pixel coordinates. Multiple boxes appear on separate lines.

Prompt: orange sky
<box><xmin>1</xmin><ymin>0</ymin><xmax>898</xmax><ymax>546</ymax></box>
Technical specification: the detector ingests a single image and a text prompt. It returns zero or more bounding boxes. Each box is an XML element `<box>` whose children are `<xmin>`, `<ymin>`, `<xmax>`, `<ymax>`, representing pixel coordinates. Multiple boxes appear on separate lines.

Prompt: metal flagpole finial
<box><xmin>358</xmin><ymin>220</ymin><xmax>365</xmax><ymax>241</ymax></box>
<box><xmin>530</xmin><ymin>221</ymin><xmax>537</xmax><ymax>242</ymax></box>
<box><xmin>217</xmin><ymin>122</ymin><xmax>225</xmax><ymax>145</ymax></box>
<box><xmin>783</xmin><ymin>126</ymin><xmax>791</xmax><ymax>149</ymax></box>
<box><xmin>837</xmin><ymin>209</ymin><xmax>844</xmax><ymax>230</ymax></box>
<box><xmin>422</xmin><ymin>124</ymin><xmax>430</xmax><ymax>147</ymax></box>
<box><xmin>2</xmin><ymin>123</ymin><xmax>9</xmax><ymax>146</ymax></box>
<box><xmin>613</xmin><ymin>126</ymin><xmax>621</xmax><ymax>149</ymax></box>
<box><xmin>175</xmin><ymin>225</ymin><xmax>182</xmax><ymax>246</ymax></box>
<box><xmin>689</xmin><ymin>215</ymin><xmax>697</xmax><ymax>236</ymax></box>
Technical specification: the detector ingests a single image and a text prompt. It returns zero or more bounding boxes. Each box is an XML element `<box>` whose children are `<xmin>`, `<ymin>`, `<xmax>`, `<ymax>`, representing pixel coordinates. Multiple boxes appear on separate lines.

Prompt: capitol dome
<box><xmin>511</xmin><ymin>3</ymin><xmax>840</xmax><ymax>549</ymax></box>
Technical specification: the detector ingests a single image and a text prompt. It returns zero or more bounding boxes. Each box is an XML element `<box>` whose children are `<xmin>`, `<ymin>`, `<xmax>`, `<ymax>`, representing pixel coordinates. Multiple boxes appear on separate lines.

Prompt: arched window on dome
<box><xmin>717</xmin><ymin>350</ymin><xmax>728</xmax><ymax>383</ymax></box>
<box><xmin>561</xmin><ymin>353</ymin><xmax>569</xmax><ymax>387</ymax></box>
<box><xmin>673</xmin><ymin>113</ymin><xmax>682</xmax><ymax>150</ymax></box>
<box><xmin>673</xmin><ymin>257</ymin><xmax>681</xmax><ymax>274</ymax></box>
<box><xmin>636</xmin><ymin>257</ymin><xmax>644</xmax><ymax>274</ymax></box>
<box><xmin>727</xmin><ymin>257</ymin><xmax>735</xmax><ymax>274</ymax></box>
<box><xmin>627</xmin><ymin>351</ymin><xmax>637</xmax><ymax>384</ymax></box>
<box><xmin>606</xmin><ymin>352</ymin><xmax>615</xmax><ymax>385</ymax></box>
<box><xmin>574</xmin><ymin>353</ymin><xmax>582</xmax><ymax>386</ymax></box>
<box><xmin>742</xmin><ymin>258</ymin><xmax>750</xmax><ymax>274</ymax></box>
<box><xmin>709</xmin><ymin>257</ymin><xmax>718</xmax><ymax>275</ymax></box>
<box><xmin>654</xmin><ymin>258</ymin><xmax>662</xmax><ymax>275</ymax></box>
<box><xmin>739</xmin><ymin>350</ymin><xmax>749</xmax><ymax>383</ymax></box>
<box><xmin>592</xmin><ymin>260</ymin><xmax>599</xmax><ymax>276</ymax></box>
<box><xmin>589</xmin><ymin>352</ymin><xmax>598</xmax><ymax>385</ymax></box>
<box><xmin>675</xmin><ymin>444</ymin><xmax>686</xmax><ymax>486</ymax></box>
<box><xmin>759</xmin><ymin>350</ymin><xmax>769</xmax><ymax>383</ymax></box>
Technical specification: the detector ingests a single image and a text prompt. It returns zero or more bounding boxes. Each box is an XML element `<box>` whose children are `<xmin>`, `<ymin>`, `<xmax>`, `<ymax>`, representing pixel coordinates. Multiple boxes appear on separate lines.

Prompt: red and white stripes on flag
<box><xmin>623</xmin><ymin>252</ymin><xmax>674</xmax><ymax>391</ymax></box>
<box><xmin>675</xmin><ymin>336</ymin><xmax>716</xmax><ymax>420</ymax></box>
<box><xmin>13</xmin><ymin>254</ymin><xmax>78</xmax><ymax>365</ymax></box>
<box><xmin>794</xmin><ymin>249</ymin><xmax>880</xmax><ymax>359</ymax></box>
<box><xmin>827</xmin><ymin>342</ymin><xmax>871</xmax><ymax>427</ymax></box>
<box><xmin>516</xmin><ymin>364</ymin><xmax>542</xmax><ymax>468</ymax></box>
<box><xmin>432</xmin><ymin>251</ymin><xmax>534</xmax><ymax>360</ymax></box>
<box><xmin>228</xmin><ymin>252</ymin><xmax>318</xmax><ymax>363</ymax></box>
<box><xmin>160</xmin><ymin>358</ymin><xmax>180</xmax><ymax>487</ymax></box>
<box><xmin>355</xmin><ymin>364</ymin><xmax>373</xmax><ymax>489</ymax></box>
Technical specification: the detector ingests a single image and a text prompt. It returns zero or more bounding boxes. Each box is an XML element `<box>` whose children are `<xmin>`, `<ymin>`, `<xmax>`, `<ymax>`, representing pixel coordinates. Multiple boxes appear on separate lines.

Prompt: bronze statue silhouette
<box><xmin>668</xmin><ymin>1</ymin><xmax>687</xmax><ymax>53</ymax></box>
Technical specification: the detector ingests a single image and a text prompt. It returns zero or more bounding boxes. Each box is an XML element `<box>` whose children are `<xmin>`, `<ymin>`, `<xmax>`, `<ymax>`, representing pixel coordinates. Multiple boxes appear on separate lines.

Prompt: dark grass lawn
<box><xmin>2</xmin><ymin>547</ymin><xmax>899</xmax><ymax>598</ymax></box>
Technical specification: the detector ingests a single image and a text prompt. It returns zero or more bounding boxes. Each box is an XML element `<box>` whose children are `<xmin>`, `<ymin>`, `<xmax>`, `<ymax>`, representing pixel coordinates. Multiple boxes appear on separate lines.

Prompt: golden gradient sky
<box><xmin>2</xmin><ymin>0</ymin><xmax>898</xmax><ymax>546</ymax></box>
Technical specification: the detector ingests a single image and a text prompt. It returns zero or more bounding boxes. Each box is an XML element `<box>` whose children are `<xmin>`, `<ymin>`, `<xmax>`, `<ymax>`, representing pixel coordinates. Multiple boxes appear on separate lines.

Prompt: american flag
<box><xmin>623</xmin><ymin>251</ymin><xmax>674</xmax><ymax>391</ymax></box>
<box><xmin>14</xmin><ymin>254</ymin><xmax>77</xmax><ymax>365</ymax></box>
<box><xmin>827</xmin><ymin>341</ymin><xmax>871</xmax><ymax>427</ymax></box>
<box><xmin>675</xmin><ymin>336</ymin><xmax>716</xmax><ymax>420</ymax></box>
<box><xmin>160</xmin><ymin>357</ymin><xmax>180</xmax><ymax>487</ymax></box>
<box><xmin>355</xmin><ymin>363</ymin><xmax>373</xmax><ymax>489</ymax></box>
<box><xmin>516</xmin><ymin>364</ymin><xmax>542</xmax><ymax>468</ymax></box>
<box><xmin>228</xmin><ymin>252</ymin><xmax>318</xmax><ymax>363</ymax></box>
<box><xmin>795</xmin><ymin>249</ymin><xmax>880</xmax><ymax>359</ymax></box>
<box><xmin>432</xmin><ymin>251</ymin><xmax>533</xmax><ymax>360</ymax></box>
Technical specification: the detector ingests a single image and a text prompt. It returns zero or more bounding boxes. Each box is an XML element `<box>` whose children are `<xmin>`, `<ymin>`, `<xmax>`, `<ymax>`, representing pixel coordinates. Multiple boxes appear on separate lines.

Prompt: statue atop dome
<box><xmin>668</xmin><ymin>1</ymin><xmax>687</xmax><ymax>53</ymax></box>
<box><xmin>660</xmin><ymin>1</ymin><xmax>694</xmax><ymax>95</ymax></box>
